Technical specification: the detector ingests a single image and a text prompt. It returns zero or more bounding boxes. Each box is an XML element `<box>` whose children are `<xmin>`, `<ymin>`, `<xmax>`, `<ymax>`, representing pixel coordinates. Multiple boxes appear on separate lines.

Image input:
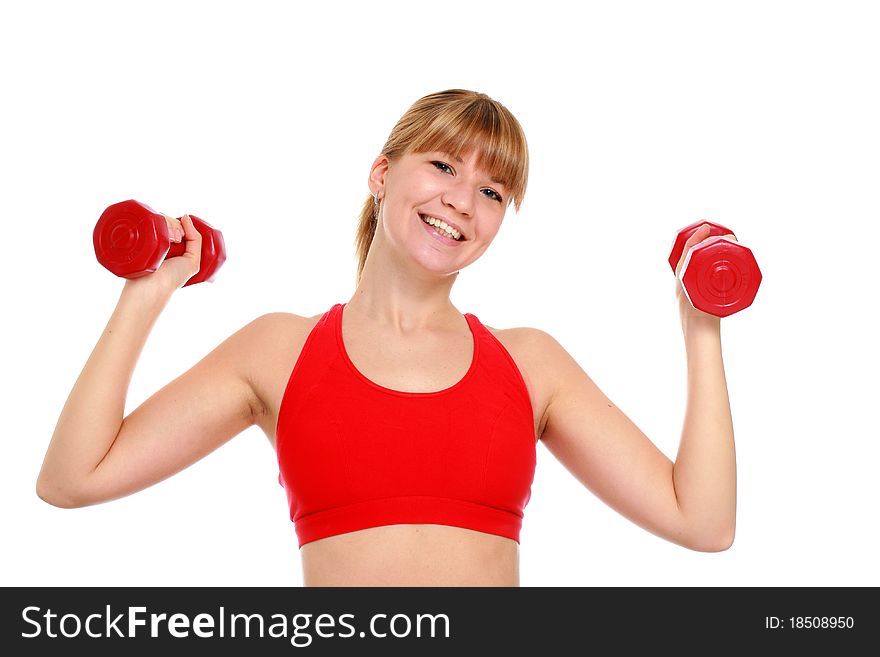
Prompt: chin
<box><xmin>408</xmin><ymin>253</ymin><xmax>461</xmax><ymax>277</ymax></box>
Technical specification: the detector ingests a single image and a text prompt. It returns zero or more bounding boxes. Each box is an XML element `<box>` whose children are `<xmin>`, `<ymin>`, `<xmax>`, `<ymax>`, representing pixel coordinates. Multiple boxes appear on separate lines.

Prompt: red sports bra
<box><xmin>276</xmin><ymin>302</ymin><xmax>536</xmax><ymax>549</ymax></box>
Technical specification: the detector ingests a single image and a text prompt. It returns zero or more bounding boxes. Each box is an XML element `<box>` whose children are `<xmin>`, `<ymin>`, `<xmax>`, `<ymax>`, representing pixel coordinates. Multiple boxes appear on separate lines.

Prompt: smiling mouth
<box><xmin>419</xmin><ymin>213</ymin><xmax>465</xmax><ymax>241</ymax></box>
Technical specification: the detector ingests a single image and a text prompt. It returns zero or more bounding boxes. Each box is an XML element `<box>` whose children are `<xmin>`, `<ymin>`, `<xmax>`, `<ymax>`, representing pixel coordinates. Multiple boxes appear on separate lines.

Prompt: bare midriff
<box><xmin>299</xmin><ymin>523</ymin><xmax>520</xmax><ymax>587</ymax></box>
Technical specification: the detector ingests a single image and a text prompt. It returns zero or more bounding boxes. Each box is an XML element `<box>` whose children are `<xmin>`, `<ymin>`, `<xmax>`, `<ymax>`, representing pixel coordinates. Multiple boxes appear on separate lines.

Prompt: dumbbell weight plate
<box><xmin>93</xmin><ymin>199</ymin><xmax>170</xmax><ymax>278</ymax></box>
<box><xmin>679</xmin><ymin>235</ymin><xmax>763</xmax><ymax>317</ymax></box>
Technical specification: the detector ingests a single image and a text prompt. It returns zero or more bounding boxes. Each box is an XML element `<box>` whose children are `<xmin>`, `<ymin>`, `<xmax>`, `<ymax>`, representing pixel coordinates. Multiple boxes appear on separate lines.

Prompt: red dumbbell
<box><xmin>668</xmin><ymin>220</ymin><xmax>762</xmax><ymax>317</ymax></box>
<box><xmin>93</xmin><ymin>199</ymin><xmax>226</xmax><ymax>286</ymax></box>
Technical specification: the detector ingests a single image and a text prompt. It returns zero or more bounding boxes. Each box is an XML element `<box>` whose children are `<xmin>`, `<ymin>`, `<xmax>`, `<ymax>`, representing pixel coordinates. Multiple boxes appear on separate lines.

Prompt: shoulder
<box><xmin>243</xmin><ymin>311</ymin><xmax>314</xmax><ymax>336</ymax></box>
<box><xmin>483</xmin><ymin>324</ymin><xmax>564</xmax><ymax>387</ymax></box>
<box><xmin>237</xmin><ymin>310</ymin><xmax>327</xmax><ymax>343</ymax></box>
<box><xmin>484</xmin><ymin>324</ymin><xmax>575</xmax><ymax>393</ymax></box>
<box><xmin>483</xmin><ymin>323</ymin><xmax>563</xmax><ymax>362</ymax></box>
<box><xmin>231</xmin><ymin>312</ymin><xmax>325</xmax><ymax>369</ymax></box>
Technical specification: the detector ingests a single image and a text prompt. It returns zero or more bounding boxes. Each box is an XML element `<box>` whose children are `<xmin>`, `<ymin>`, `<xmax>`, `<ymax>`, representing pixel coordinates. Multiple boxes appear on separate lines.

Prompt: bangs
<box><xmin>403</xmin><ymin>99</ymin><xmax>528</xmax><ymax>210</ymax></box>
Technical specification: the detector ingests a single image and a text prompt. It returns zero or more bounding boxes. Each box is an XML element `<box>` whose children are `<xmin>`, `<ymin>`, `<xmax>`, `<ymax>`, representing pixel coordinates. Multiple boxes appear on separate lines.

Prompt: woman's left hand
<box><xmin>674</xmin><ymin>224</ymin><xmax>738</xmax><ymax>326</ymax></box>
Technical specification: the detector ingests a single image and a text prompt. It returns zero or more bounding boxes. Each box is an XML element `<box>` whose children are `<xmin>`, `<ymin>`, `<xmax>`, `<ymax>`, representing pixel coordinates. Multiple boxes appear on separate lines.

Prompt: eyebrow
<box><xmin>441</xmin><ymin>151</ymin><xmax>505</xmax><ymax>186</ymax></box>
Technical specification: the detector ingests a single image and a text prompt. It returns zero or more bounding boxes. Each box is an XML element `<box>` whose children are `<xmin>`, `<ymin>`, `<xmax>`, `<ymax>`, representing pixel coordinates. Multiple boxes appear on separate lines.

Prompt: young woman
<box><xmin>37</xmin><ymin>88</ymin><xmax>736</xmax><ymax>586</ymax></box>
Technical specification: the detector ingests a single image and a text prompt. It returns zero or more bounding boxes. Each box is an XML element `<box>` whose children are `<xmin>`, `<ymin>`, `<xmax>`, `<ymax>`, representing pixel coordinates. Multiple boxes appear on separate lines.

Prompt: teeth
<box><xmin>420</xmin><ymin>214</ymin><xmax>462</xmax><ymax>240</ymax></box>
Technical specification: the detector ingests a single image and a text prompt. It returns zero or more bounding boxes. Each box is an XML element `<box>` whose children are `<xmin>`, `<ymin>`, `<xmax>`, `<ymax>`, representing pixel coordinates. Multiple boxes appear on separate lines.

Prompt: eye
<box><xmin>432</xmin><ymin>160</ymin><xmax>503</xmax><ymax>203</ymax></box>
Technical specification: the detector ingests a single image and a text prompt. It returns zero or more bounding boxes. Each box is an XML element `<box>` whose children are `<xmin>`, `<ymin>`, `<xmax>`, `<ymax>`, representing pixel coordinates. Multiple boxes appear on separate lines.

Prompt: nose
<box><xmin>441</xmin><ymin>179</ymin><xmax>475</xmax><ymax>217</ymax></box>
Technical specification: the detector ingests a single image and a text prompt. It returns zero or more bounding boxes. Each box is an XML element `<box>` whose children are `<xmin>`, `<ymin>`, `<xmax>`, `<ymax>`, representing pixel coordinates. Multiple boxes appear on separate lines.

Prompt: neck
<box><xmin>348</xmin><ymin>233</ymin><xmax>462</xmax><ymax>333</ymax></box>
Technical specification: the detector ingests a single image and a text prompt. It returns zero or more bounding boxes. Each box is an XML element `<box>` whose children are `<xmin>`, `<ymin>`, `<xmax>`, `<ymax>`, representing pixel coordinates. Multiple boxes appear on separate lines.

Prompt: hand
<box><xmin>123</xmin><ymin>213</ymin><xmax>203</xmax><ymax>298</ymax></box>
<box><xmin>674</xmin><ymin>223</ymin><xmax>738</xmax><ymax>325</ymax></box>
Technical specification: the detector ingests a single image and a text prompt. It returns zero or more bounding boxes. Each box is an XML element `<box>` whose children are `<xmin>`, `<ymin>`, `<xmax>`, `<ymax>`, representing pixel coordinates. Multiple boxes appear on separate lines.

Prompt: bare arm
<box><xmin>37</xmin><ymin>282</ymin><xmax>170</xmax><ymax>506</ymax></box>
<box><xmin>37</xmin><ymin>280</ymin><xmax>268</xmax><ymax>508</ymax></box>
<box><xmin>671</xmin><ymin>228</ymin><xmax>737</xmax><ymax>546</ymax></box>
<box><xmin>537</xmin><ymin>323</ymin><xmax>735</xmax><ymax>553</ymax></box>
<box><xmin>672</xmin><ymin>316</ymin><xmax>736</xmax><ymax>548</ymax></box>
<box><xmin>539</xmin><ymin>227</ymin><xmax>737</xmax><ymax>552</ymax></box>
<box><xmin>37</xmin><ymin>213</ymin><xmax>265</xmax><ymax>508</ymax></box>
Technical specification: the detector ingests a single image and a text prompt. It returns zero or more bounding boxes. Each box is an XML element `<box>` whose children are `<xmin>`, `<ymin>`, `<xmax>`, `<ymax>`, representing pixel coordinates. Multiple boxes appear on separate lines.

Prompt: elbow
<box><xmin>35</xmin><ymin>474</ymin><xmax>88</xmax><ymax>509</ymax></box>
<box><xmin>689</xmin><ymin>527</ymin><xmax>735</xmax><ymax>553</ymax></box>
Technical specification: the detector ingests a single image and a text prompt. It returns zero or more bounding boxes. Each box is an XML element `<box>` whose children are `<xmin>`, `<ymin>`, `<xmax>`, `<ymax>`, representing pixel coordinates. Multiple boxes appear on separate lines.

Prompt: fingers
<box><xmin>162</xmin><ymin>213</ymin><xmax>185</xmax><ymax>243</ymax></box>
<box><xmin>688</xmin><ymin>223</ymin><xmax>712</xmax><ymax>246</ymax></box>
<box><xmin>687</xmin><ymin>226</ymin><xmax>739</xmax><ymax>252</ymax></box>
<box><xmin>676</xmin><ymin>225</ymin><xmax>741</xmax><ymax>276</ymax></box>
<box><xmin>676</xmin><ymin>224</ymin><xmax>711</xmax><ymax>274</ymax></box>
<box><xmin>179</xmin><ymin>213</ymin><xmax>203</xmax><ymax>259</ymax></box>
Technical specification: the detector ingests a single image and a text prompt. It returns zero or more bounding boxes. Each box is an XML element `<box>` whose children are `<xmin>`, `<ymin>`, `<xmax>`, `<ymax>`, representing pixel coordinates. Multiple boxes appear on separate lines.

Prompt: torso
<box><xmin>248</xmin><ymin>307</ymin><xmax>554</xmax><ymax>586</ymax></box>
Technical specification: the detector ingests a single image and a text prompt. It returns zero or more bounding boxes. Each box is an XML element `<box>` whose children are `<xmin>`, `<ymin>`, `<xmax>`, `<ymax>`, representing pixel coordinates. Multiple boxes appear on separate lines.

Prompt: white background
<box><xmin>2</xmin><ymin>0</ymin><xmax>877</xmax><ymax>587</ymax></box>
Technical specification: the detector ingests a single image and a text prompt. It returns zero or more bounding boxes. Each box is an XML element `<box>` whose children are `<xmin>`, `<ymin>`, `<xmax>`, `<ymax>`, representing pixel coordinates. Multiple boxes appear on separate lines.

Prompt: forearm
<box><xmin>672</xmin><ymin>317</ymin><xmax>737</xmax><ymax>550</ymax></box>
<box><xmin>38</xmin><ymin>283</ymin><xmax>172</xmax><ymax>502</ymax></box>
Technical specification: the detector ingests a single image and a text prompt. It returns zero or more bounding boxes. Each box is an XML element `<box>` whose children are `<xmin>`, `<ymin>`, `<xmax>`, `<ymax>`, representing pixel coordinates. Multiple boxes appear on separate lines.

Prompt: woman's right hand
<box><xmin>123</xmin><ymin>213</ymin><xmax>203</xmax><ymax>297</ymax></box>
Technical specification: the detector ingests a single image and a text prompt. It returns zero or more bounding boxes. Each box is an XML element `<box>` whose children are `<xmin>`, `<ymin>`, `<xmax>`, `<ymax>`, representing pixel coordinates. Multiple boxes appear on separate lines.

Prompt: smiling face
<box><xmin>368</xmin><ymin>148</ymin><xmax>509</xmax><ymax>275</ymax></box>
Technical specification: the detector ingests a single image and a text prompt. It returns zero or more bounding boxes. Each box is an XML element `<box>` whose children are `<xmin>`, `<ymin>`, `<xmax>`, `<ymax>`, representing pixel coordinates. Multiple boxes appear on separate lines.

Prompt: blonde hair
<box><xmin>354</xmin><ymin>89</ymin><xmax>529</xmax><ymax>286</ymax></box>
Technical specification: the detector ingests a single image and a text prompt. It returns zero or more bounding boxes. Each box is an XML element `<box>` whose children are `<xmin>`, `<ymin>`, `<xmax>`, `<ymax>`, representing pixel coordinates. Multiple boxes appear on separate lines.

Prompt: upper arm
<box><xmin>77</xmin><ymin>314</ymin><xmax>275</xmax><ymax>507</ymax></box>
<box><xmin>536</xmin><ymin>330</ymin><xmax>697</xmax><ymax>550</ymax></box>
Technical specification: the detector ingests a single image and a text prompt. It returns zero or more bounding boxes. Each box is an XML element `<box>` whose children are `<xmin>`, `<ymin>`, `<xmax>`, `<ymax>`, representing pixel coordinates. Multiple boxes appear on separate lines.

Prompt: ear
<box><xmin>368</xmin><ymin>154</ymin><xmax>390</xmax><ymax>198</ymax></box>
